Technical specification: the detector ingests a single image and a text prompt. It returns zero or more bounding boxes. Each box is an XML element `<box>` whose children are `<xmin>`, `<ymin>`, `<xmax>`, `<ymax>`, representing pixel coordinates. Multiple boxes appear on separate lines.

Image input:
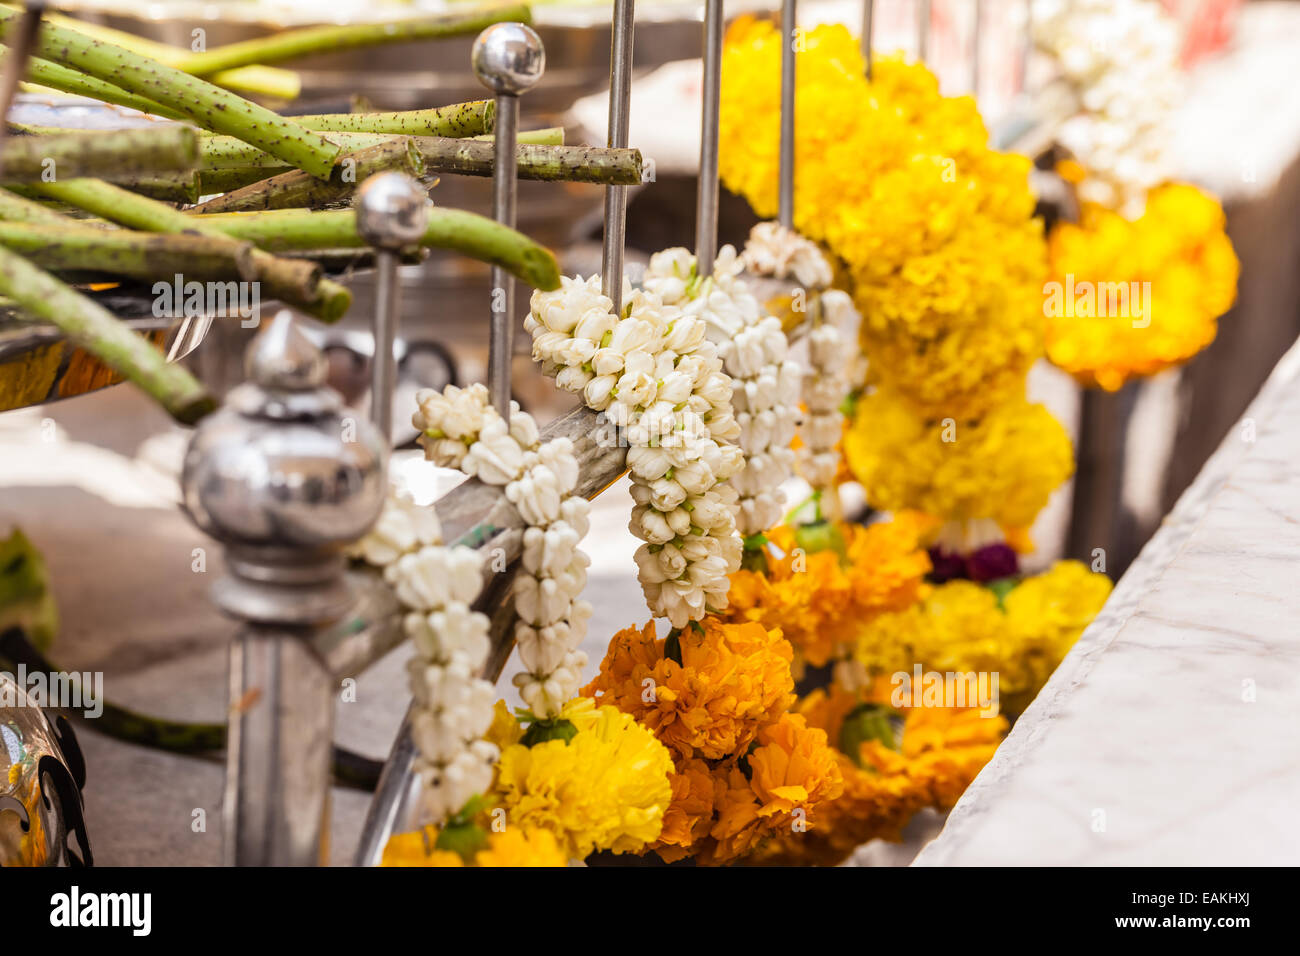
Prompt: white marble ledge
<box><xmin>915</xmin><ymin>335</ymin><xmax>1300</xmax><ymax>866</ymax></box>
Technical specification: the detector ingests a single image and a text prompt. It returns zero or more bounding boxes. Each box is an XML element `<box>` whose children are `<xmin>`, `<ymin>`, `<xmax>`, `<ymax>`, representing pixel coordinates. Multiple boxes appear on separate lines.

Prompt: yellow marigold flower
<box><xmin>380</xmin><ymin>824</ymin><xmax>567</xmax><ymax>867</ymax></box>
<box><xmin>473</xmin><ymin>826</ymin><xmax>567</xmax><ymax>867</ymax></box>
<box><xmin>844</xmin><ymin>386</ymin><xmax>1074</xmax><ymax>528</ymax></box>
<box><xmin>1045</xmin><ymin>182</ymin><xmax>1239</xmax><ymax>391</ymax></box>
<box><xmin>491</xmin><ymin>700</ymin><xmax>674</xmax><ymax>860</ymax></box>
<box><xmin>485</xmin><ymin>698</ymin><xmax>523</xmax><ymax>750</ymax></box>
<box><xmin>862</xmin><ymin>563</ymin><xmax>1112</xmax><ymax>716</ymax></box>
<box><xmin>582</xmin><ymin>618</ymin><xmax>795</xmax><ymax>761</ymax></box>
<box><xmin>720</xmin><ymin>18</ymin><xmax>1048</xmax><ymax>418</ymax></box>
<box><xmin>719</xmin><ymin>516</ymin><xmax>932</xmax><ymax>668</ymax></box>
<box><xmin>380</xmin><ymin>825</ymin><xmax>463</xmax><ymax>867</ymax></box>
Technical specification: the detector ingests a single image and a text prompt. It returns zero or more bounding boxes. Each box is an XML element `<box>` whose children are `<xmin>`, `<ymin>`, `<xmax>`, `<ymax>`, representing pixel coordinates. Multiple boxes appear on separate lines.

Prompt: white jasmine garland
<box><xmin>413</xmin><ymin>383</ymin><xmax>593</xmax><ymax>719</ymax></box>
<box><xmin>741</xmin><ymin>221</ymin><xmax>834</xmax><ymax>291</ymax></box>
<box><xmin>525</xmin><ymin>270</ymin><xmax>746</xmax><ymax>628</ymax></box>
<box><xmin>645</xmin><ymin>245</ymin><xmax>802</xmax><ymax>539</ymax></box>
<box><xmin>350</xmin><ymin>489</ymin><xmax>497</xmax><ymax>826</ymax></box>
<box><xmin>797</xmin><ymin>290</ymin><xmax>859</xmax><ymax>492</ymax></box>
<box><xmin>1032</xmin><ymin>0</ymin><xmax>1182</xmax><ymax>217</ymax></box>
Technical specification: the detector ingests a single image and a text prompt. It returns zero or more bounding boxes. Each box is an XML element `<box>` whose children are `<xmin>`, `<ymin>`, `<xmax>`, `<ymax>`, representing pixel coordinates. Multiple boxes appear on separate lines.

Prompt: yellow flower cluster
<box><xmin>720</xmin><ymin>17</ymin><xmax>1048</xmax><ymax>419</ymax></box>
<box><xmin>854</xmin><ymin>561</ymin><xmax>1113</xmax><ymax>715</ymax></box>
<box><xmin>583</xmin><ymin>618</ymin><xmax>844</xmax><ymax>864</ymax></box>
<box><xmin>380</xmin><ymin>825</ymin><xmax>567</xmax><ymax>868</ymax></box>
<box><xmin>749</xmin><ymin>682</ymin><xmax>1006</xmax><ymax>866</ymax></box>
<box><xmin>486</xmin><ymin>696</ymin><xmax>674</xmax><ymax>861</ymax></box>
<box><xmin>1046</xmin><ymin>182</ymin><xmax>1240</xmax><ymax>391</ymax></box>
<box><xmin>843</xmin><ymin>388</ymin><xmax>1075</xmax><ymax>528</ymax></box>
<box><xmin>720</xmin><ymin>514</ymin><xmax>934</xmax><ymax>668</ymax></box>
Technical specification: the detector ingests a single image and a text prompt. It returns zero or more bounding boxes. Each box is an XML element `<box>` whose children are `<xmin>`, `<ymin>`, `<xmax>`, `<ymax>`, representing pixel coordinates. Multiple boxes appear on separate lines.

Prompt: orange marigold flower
<box><xmin>651</xmin><ymin>757</ymin><xmax>719</xmax><ymax>863</ymax></box>
<box><xmin>752</xmin><ymin>684</ymin><xmax>1005</xmax><ymax>865</ymax></box>
<box><xmin>720</xmin><ymin>516</ymin><xmax>932</xmax><ymax>667</ymax></box>
<box><xmin>582</xmin><ymin>617</ymin><xmax>795</xmax><ymax>761</ymax></box>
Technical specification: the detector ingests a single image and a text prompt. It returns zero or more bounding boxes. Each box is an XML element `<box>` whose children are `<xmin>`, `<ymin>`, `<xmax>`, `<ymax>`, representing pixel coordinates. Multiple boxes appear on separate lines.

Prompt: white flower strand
<box><xmin>741</xmin><ymin>220</ymin><xmax>833</xmax><ymax>291</ymax></box>
<box><xmin>525</xmin><ymin>272</ymin><xmax>745</xmax><ymax>628</ymax></box>
<box><xmin>645</xmin><ymin>246</ymin><xmax>802</xmax><ymax>538</ymax></box>
<box><xmin>1032</xmin><ymin>0</ymin><xmax>1182</xmax><ymax>217</ymax></box>
<box><xmin>413</xmin><ymin>383</ymin><xmax>593</xmax><ymax>719</ymax></box>
<box><xmin>350</xmin><ymin>492</ymin><xmax>497</xmax><ymax>826</ymax></box>
<box><xmin>797</xmin><ymin>290</ymin><xmax>859</xmax><ymax>492</ymax></box>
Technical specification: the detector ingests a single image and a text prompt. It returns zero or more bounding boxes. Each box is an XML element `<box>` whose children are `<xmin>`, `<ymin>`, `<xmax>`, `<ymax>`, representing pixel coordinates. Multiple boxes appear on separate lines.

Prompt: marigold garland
<box><xmin>748</xmin><ymin>682</ymin><xmax>1006</xmax><ymax>866</ymax></box>
<box><xmin>719</xmin><ymin>515</ymin><xmax>933</xmax><ymax>669</ymax></box>
<box><xmin>853</xmin><ymin>561</ymin><xmax>1114</xmax><ymax>715</ymax></box>
<box><xmin>1045</xmin><ymin>182</ymin><xmax>1240</xmax><ymax>391</ymax></box>
<box><xmin>720</xmin><ymin>17</ymin><xmax>1048</xmax><ymax>420</ymax></box>
<box><xmin>843</xmin><ymin>387</ymin><xmax>1074</xmax><ymax>529</ymax></box>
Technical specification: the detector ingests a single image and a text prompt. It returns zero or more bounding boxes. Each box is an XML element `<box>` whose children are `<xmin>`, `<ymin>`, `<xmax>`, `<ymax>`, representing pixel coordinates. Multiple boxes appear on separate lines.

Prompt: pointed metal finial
<box><xmin>245</xmin><ymin>309</ymin><xmax>327</xmax><ymax>392</ymax></box>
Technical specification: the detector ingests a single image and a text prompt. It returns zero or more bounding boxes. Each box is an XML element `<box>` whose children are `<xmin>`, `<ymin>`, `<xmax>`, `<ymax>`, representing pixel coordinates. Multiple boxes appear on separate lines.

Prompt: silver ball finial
<box><xmin>246</xmin><ymin>310</ymin><xmax>327</xmax><ymax>391</ymax></box>
<box><xmin>472</xmin><ymin>22</ymin><xmax>545</xmax><ymax>96</ymax></box>
<box><xmin>356</xmin><ymin>172</ymin><xmax>430</xmax><ymax>250</ymax></box>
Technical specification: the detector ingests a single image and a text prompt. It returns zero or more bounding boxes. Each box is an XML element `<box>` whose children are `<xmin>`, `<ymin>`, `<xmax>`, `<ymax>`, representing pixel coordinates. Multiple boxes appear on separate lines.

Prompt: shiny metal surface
<box><xmin>357</xmin><ymin>172</ymin><xmax>431</xmax><ymax>441</ymax></box>
<box><xmin>862</xmin><ymin>0</ymin><xmax>874</xmax><ymax>79</ymax></box>
<box><xmin>694</xmin><ymin>0</ymin><xmax>722</xmax><ymax>275</ymax></box>
<box><xmin>0</xmin><ymin>672</ymin><xmax>91</xmax><ymax>867</ymax></box>
<box><xmin>972</xmin><ymin>0</ymin><xmax>984</xmax><ymax>96</ymax></box>
<box><xmin>181</xmin><ymin>312</ymin><xmax>386</xmax><ymax>865</ymax></box>
<box><xmin>471</xmin><ymin>20</ymin><xmax>546</xmax><ymax>97</ymax></box>
<box><xmin>474</xmin><ymin>23</ymin><xmax>542</xmax><ymax>420</ymax></box>
<box><xmin>918</xmin><ymin>0</ymin><xmax>931</xmax><ymax>63</ymax></box>
<box><xmin>778</xmin><ymin>0</ymin><xmax>796</xmax><ymax>230</ymax></box>
<box><xmin>182</xmin><ymin>311</ymin><xmax>387</xmax><ymax>556</ymax></box>
<box><xmin>601</xmin><ymin>0</ymin><xmax>636</xmax><ymax>315</ymax></box>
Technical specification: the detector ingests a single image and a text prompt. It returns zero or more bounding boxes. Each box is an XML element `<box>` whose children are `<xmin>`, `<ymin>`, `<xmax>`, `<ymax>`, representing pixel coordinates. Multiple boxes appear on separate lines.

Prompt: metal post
<box><xmin>972</xmin><ymin>0</ymin><xmax>983</xmax><ymax>97</ymax></box>
<box><xmin>357</xmin><ymin>173</ymin><xmax>431</xmax><ymax>443</ymax></box>
<box><xmin>181</xmin><ymin>311</ymin><xmax>387</xmax><ymax>865</ymax></box>
<box><xmin>862</xmin><ymin>0</ymin><xmax>874</xmax><ymax>80</ymax></box>
<box><xmin>602</xmin><ymin>0</ymin><xmax>635</xmax><ymax>314</ymax></box>
<box><xmin>695</xmin><ymin>0</ymin><xmax>723</xmax><ymax>277</ymax></box>
<box><xmin>917</xmin><ymin>0</ymin><xmax>931</xmax><ymax>64</ymax></box>
<box><xmin>778</xmin><ymin>0</ymin><xmax>796</xmax><ymax>231</ymax></box>
<box><xmin>474</xmin><ymin>22</ymin><xmax>544</xmax><ymax>421</ymax></box>
<box><xmin>1019</xmin><ymin>0</ymin><xmax>1033</xmax><ymax>96</ymax></box>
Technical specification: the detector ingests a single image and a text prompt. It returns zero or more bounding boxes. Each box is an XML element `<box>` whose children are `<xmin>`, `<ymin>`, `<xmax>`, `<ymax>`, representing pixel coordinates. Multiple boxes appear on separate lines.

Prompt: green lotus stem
<box><xmin>191</xmin><ymin>138</ymin><xmax>428</xmax><ymax>213</ymax></box>
<box><xmin>174</xmin><ymin>7</ymin><xmax>533</xmax><ymax>75</ymax></box>
<box><xmin>413</xmin><ymin>138</ymin><xmax>643</xmax><ymax>184</ymax></box>
<box><xmin>32</xmin><ymin>178</ymin><xmax>348</xmax><ymax>321</ymax></box>
<box><xmin>0</xmin><ymin>186</ymin><xmax>72</xmax><ymax>224</ymax></box>
<box><xmin>13</xmin><ymin>52</ymin><xmax>188</xmax><ymax>120</ymax></box>
<box><xmin>200</xmin><ymin>126</ymin><xmax>563</xmax><ymax>175</ymax></box>
<box><xmin>192</xmin><ymin>206</ymin><xmax>562</xmax><ymax>291</ymax></box>
<box><xmin>108</xmin><ymin>173</ymin><xmax>202</xmax><ymax>204</ymax></box>
<box><xmin>0</xmin><ymin>245</ymin><xmax>215</xmax><ymax>423</ymax></box>
<box><xmin>193</xmin><ymin>138</ymin><xmax>639</xmax><ymax>214</ymax></box>
<box><xmin>42</xmin><ymin>11</ymin><xmax>301</xmax><ymax>101</ymax></box>
<box><xmin>474</xmin><ymin>126</ymin><xmax>564</xmax><ymax>147</ymax></box>
<box><xmin>0</xmin><ymin>126</ymin><xmax>199</xmax><ymax>182</ymax></box>
<box><xmin>0</xmin><ymin>11</ymin><xmax>342</xmax><ymax>179</ymax></box>
<box><xmin>290</xmin><ymin>100</ymin><xmax>494</xmax><ymax>137</ymax></box>
<box><xmin>0</xmin><ymin>220</ymin><xmax>260</xmax><ymax>284</ymax></box>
